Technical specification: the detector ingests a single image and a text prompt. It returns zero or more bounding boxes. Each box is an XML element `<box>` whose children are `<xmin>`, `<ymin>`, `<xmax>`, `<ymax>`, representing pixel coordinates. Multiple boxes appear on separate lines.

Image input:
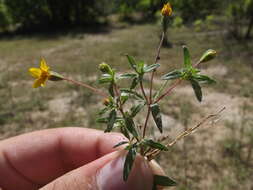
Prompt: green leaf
<box><xmin>96</xmin><ymin>117</ymin><xmax>108</xmax><ymax>123</ymax></box>
<box><xmin>183</xmin><ymin>46</ymin><xmax>192</xmax><ymax>68</ymax></box>
<box><xmin>194</xmin><ymin>74</ymin><xmax>216</xmax><ymax>84</ymax></box>
<box><xmin>130</xmin><ymin>103</ymin><xmax>145</xmax><ymax>117</ymax></box>
<box><xmin>161</xmin><ymin>69</ymin><xmax>184</xmax><ymax>80</ymax></box>
<box><xmin>105</xmin><ymin>110</ymin><xmax>117</xmax><ymax>132</ymax></box>
<box><xmin>150</xmin><ymin>104</ymin><xmax>163</xmax><ymax>133</ymax></box>
<box><xmin>143</xmin><ymin>64</ymin><xmax>160</xmax><ymax>73</ymax></box>
<box><xmin>190</xmin><ymin>79</ymin><xmax>202</xmax><ymax>102</ymax></box>
<box><xmin>130</xmin><ymin>77</ymin><xmax>139</xmax><ymax>89</ymax></box>
<box><xmin>99</xmin><ymin>74</ymin><xmax>112</xmax><ymax>84</ymax></box>
<box><xmin>120</xmin><ymin>92</ymin><xmax>129</xmax><ymax>104</ymax></box>
<box><xmin>120</xmin><ymin>88</ymin><xmax>144</xmax><ymax>100</ymax></box>
<box><xmin>113</xmin><ymin>141</ymin><xmax>129</xmax><ymax>148</ymax></box>
<box><xmin>126</xmin><ymin>55</ymin><xmax>137</xmax><ymax>71</ymax></box>
<box><xmin>143</xmin><ymin>139</ymin><xmax>168</xmax><ymax>151</ymax></box>
<box><xmin>118</xmin><ymin>73</ymin><xmax>137</xmax><ymax>79</ymax></box>
<box><xmin>123</xmin><ymin>146</ymin><xmax>137</xmax><ymax>181</ymax></box>
<box><xmin>125</xmin><ymin>114</ymin><xmax>139</xmax><ymax>138</ymax></box>
<box><xmin>98</xmin><ymin>107</ymin><xmax>110</xmax><ymax>116</ymax></box>
<box><xmin>136</xmin><ymin>61</ymin><xmax>145</xmax><ymax>74</ymax></box>
<box><xmin>120</xmin><ymin>125</ymin><xmax>130</xmax><ymax>139</ymax></box>
<box><xmin>153</xmin><ymin>175</ymin><xmax>177</xmax><ymax>187</ymax></box>
<box><xmin>108</xmin><ymin>83</ymin><xmax>115</xmax><ymax>97</ymax></box>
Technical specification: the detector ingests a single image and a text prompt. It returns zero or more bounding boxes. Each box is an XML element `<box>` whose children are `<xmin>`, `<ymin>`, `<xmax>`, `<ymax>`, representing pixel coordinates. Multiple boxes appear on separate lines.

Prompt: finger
<box><xmin>41</xmin><ymin>151</ymin><xmax>153</xmax><ymax>190</ymax></box>
<box><xmin>0</xmin><ymin>127</ymin><xmax>127</xmax><ymax>190</ymax></box>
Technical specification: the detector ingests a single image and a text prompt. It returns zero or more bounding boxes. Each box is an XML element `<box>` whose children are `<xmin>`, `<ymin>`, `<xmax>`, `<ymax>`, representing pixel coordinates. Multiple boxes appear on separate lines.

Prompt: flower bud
<box><xmin>198</xmin><ymin>49</ymin><xmax>217</xmax><ymax>64</ymax></box>
<box><xmin>99</xmin><ymin>62</ymin><xmax>112</xmax><ymax>74</ymax></box>
<box><xmin>103</xmin><ymin>98</ymin><xmax>110</xmax><ymax>106</ymax></box>
<box><xmin>161</xmin><ymin>3</ymin><xmax>172</xmax><ymax>17</ymax></box>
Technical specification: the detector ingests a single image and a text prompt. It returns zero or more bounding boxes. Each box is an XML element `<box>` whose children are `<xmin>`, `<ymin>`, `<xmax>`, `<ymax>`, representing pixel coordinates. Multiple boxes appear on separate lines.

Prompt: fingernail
<box><xmin>96</xmin><ymin>154</ymin><xmax>153</xmax><ymax>190</ymax></box>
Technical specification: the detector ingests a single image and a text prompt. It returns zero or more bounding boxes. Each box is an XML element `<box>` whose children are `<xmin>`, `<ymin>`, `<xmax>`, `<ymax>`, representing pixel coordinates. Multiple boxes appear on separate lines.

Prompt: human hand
<box><xmin>0</xmin><ymin>127</ymin><xmax>154</xmax><ymax>190</ymax></box>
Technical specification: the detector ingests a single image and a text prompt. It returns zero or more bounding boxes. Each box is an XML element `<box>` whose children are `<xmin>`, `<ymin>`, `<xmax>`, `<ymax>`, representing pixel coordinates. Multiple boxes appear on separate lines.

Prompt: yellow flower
<box><xmin>29</xmin><ymin>58</ymin><xmax>50</xmax><ymax>88</ymax></box>
<box><xmin>161</xmin><ymin>3</ymin><xmax>172</xmax><ymax>17</ymax></box>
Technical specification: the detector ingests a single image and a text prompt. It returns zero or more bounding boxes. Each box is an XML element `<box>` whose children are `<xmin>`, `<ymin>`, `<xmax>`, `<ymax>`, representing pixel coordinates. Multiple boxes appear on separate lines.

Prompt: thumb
<box><xmin>40</xmin><ymin>151</ymin><xmax>153</xmax><ymax>190</ymax></box>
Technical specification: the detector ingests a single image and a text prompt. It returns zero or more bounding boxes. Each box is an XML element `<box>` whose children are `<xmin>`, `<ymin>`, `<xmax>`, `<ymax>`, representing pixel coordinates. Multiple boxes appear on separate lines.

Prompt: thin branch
<box><xmin>154</xmin><ymin>79</ymin><xmax>182</xmax><ymax>104</ymax></box>
<box><xmin>140</xmin><ymin>79</ymin><xmax>148</xmax><ymax>103</ymax></box>
<box><xmin>63</xmin><ymin>77</ymin><xmax>107</xmax><ymax>97</ymax></box>
<box><xmin>142</xmin><ymin>106</ymin><xmax>151</xmax><ymax>138</ymax></box>
<box><xmin>147</xmin><ymin>107</ymin><xmax>226</xmax><ymax>160</ymax></box>
<box><xmin>149</xmin><ymin>31</ymin><xmax>165</xmax><ymax>104</ymax></box>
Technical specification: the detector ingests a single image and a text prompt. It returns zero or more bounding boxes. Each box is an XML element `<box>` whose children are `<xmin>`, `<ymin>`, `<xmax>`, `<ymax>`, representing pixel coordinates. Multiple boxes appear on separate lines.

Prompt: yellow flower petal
<box><xmin>29</xmin><ymin>68</ymin><xmax>42</xmax><ymax>78</ymax></box>
<box><xmin>40</xmin><ymin>58</ymin><xmax>49</xmax><ymax>72</ymax></box>
<box><xmin>33</xmin><ymin>78</ymin><xmax>43</xmax><ymax>88</ymax></box>
<box><xmin>161</xmin><ymin>3</ymin><xmax>172</xmax><ymax>16</ymax></box>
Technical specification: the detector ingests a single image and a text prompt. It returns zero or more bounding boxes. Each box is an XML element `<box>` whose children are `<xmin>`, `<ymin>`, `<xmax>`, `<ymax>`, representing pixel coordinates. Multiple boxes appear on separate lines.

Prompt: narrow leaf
<box><xmin>183</xmin><ymin>46</ymin><xmax>192</xmax><ymax>68</ymax></box>
<box><xmin>120</xmin><ymin>92</ymin><xmax>129</xmax><ymax>104</ymax></box>
<box><xmin>113</xmin><ymin>141</ymin><xmax>129</xmax><ymax>148</ymax></box>
<box><xmin>161</xmin><ymin>69</ymin><xmax>183</xmax><ymax>80</ymax></box>
<box><xmin>108</xmin><ymin>83</ymin><xmax>115</xmax><ymax>97</ymax></box>
<box><xmin>194</xmin><ymin>74</ymin><xmax>216</xmax><ymax>84</ymax></box>
<box><xmin>120</xmin><ymin>88</ymin><xmax>144</xmax><ymax>100</ymax></box>
<box><xmin>130</xmin><ymin>77</ymin><xmax>139</xmax><ymax>89</ymax></box>
<box><xmin>153</xmin><ymin>175</ymin><xmax>177</xmax><ymax>186</ymax></box>
<box><xmin>125</xmin><ymin>114</ymin><xmax>139</xmax><ymax>138</ymax></box>
<box><xmin>190</xmin><ymin>79</ymin><xmax>202</xmax><ymax>102</ymax></box>
<box><xmin>144</xmin><ymin>64</ymin><xmax>160</xmax><ymax>73</ymax></box>
<box><xmin>136</xmin><ymin>61</ymin><xmax>145</xmax><ymax>74</ymax></box>
<box><xmin>123</xmin><ymin>146</ymin><xmax>137</xmax><ymax>181</ymax></box>
<box><xmin>126</xmin><ymin>55</ymin><xmax>137</xmax><ymax>71</ymax></box>
<box><xmin>96</xmin><ymin>117</ymin><xmax>108</xmax><ymax>123</ymax></box>
<box><xmin>130</xmin><ymin>103</ymin><xmax>145</xmax><ymax>117</ymax></box>
<box><xmin>99</xmin><ymin>74</ymin><xmax>112</xmax><ymax>84</ymax></box>
<box><xmin>143</xmin><ymin>139</ymin><xmax>168</xmax><ymax>151</ymax></box>
<box><xmin>150</xmin><ymin>104</ymin><xmax>163</xmax><ymax>133</ymax></box>
<box><xmin>105</xmin><ymin>110</ymin><xmax>116</xmax><ymax>132</ymax></box>
<box><xmin>98</xmin><ymin>107</ymin><xmax>110</xmax><ymax>116</ymax></box>
<box><xmin>120</xmin><ymin>125</ymin><xmax>130</xmax><ymax>139</ymax></box>
<box><xmin>118</xmin><ymin>73</ymin><xmax>137</xmax><ymax>79</ymax></box>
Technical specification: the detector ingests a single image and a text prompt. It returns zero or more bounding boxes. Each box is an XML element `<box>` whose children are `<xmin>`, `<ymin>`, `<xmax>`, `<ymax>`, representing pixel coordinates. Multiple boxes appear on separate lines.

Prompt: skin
<box><xmin>0</xmin><ymin>127</ymin><xmax>128</xmax><ymax>190</ymax></box>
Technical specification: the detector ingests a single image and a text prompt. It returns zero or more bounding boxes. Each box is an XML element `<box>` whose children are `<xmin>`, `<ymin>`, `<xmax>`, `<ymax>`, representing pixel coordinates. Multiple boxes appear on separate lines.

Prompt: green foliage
<box><xmin>150</xmin><ymin>103</ymin><xmax>163</xmax><ymax>133</ymax></box>
<box><xmin>172</xmin><ymin>16</ymin><xmax>183</xmax><ymax>28</ymax></box>
<box><xmin>123</xmin><ymin>144</ymin><xmax>137</xmax><ymax>181</ymax></box>
<box><xmin>153</xmin><ymin>175</ymin><xmax>177</xmax><ymax>188</ymax></box>
<box><xmin>4</xmin><ymin>0</ymin><xmax>110</xmax><ymax>30</ymax></box>
<box><xmin>170</xmin><ymin>0</ymin><xmax>219</xmax><ymax>23</ymax></box>
<box><xmin>193</xmin><ymin>19</ymin><xmax>204</xmax><ymax>32</ymax></box>
<box><xmin>0</xmin><ymin>0</ymin><xmax>11</xmax><ymax>30</ymax></box>
<box><xmin>143</xmin><ymin>139</ymin><xmax>168</xmax><ymax>151</ymax></box>
<box><xmin>227</xmin><ymin>0</ymin><xmax>253</xmax><ymax>39</ymax></box>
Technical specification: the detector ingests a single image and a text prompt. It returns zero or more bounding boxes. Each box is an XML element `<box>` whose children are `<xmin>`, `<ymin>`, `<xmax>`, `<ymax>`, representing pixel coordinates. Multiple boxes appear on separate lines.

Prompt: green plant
<box><xmin>172</xmin><ymin>16</ymin><xmax>183</xmax><ymax>28</ymax></box>
<box><xmin>28</xmin><ymin>2</ymin><xmax>222</xmax><ymax>189</ymax></box>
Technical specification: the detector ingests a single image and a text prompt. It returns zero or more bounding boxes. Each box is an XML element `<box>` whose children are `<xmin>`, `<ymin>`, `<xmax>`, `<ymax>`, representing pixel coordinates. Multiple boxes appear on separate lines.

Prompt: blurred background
<box><xmin>0</xmin><ymin>0</ymin><xmax>252</xmax><ymax>189</ymax></box>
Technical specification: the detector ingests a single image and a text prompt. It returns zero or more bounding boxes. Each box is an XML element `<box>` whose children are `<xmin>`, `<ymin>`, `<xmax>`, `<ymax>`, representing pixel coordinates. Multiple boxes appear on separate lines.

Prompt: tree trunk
<box><xmin>245</xmin><ymin>15</ymin><xmax>253</xmax><ymax>39</ymax></box>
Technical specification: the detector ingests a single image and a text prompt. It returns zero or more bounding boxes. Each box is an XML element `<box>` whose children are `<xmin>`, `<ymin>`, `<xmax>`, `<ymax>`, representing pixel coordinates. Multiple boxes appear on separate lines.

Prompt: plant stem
<box><xmin>143</xmin><ymin>106</ymin><xmax>151</xmax><ymax>138</ymax></box>
<box><xmin>155</xmin><ymin>59</ymin><xmax>205</xmax><ymax>104</ymax></box>
<box><xmin>140</xmin><ymin>78</ymin><xmax>148</xmax><ymax>103</ymax></box>
<box><xmin>154</xmin><ymin>79</ymin><xmax>182</xmax><ymax>103</ymax></box>
<box><xmin>63</xmin><ymin>77</ymin><xmax>107</xmax><ymax>97</ymax></box>
<box><xmin>146</xmin><ymin>107</ymin><xmax>226</xmax><ymax>160</ymax></box>
<box><xmin>149</xmin><ymin>31</ymin><xmax>165</xmax><ymax>104</ymax></box>
<box><xmin>142</xmin><ymin>32</ymin><xmax>166</xmax><ymax>139</ymax></box>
